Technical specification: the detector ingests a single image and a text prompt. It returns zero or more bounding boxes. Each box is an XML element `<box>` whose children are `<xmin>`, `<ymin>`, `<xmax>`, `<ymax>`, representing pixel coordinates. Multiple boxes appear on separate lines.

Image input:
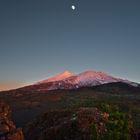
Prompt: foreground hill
<box><xmin>0</xmin><ymin>82</ymin><xmax>140</xmax><ymax>124</ymax></box>
<box><xmin>25</xmin><ymin>107</ymin><xmax>133</xmax><ymax>140</ymax></box>
<box><xmin>0</xmin><ymin>80</ymin><xmax>140</xmax><ymax>139</ymax></box>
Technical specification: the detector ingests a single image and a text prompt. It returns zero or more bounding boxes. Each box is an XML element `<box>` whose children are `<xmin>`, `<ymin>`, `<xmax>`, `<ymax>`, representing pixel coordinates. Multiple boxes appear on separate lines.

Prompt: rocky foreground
<box><xmin>0</xmin><ymin>101</ymin><xmax>24</xmax><ymax>140</ymax></box>
<box><xmin>25</xmin><ymin>106</ymin><xmax>133</xmax><ymax>140</ymax></box>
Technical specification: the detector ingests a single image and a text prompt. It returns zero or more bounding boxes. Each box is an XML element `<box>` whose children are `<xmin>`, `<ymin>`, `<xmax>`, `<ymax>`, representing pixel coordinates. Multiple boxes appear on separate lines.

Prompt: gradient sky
<box><xmin>0</xmin><ymin>0</ymin><xmax>140</xmax><ymax>90</ymax></box>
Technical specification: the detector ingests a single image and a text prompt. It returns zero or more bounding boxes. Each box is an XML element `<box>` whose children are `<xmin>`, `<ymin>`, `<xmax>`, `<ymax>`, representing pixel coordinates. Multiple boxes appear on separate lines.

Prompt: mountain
<box><xmin>0</xmin><ymin>70</ymin><xmax>140</xmax><ymax>140</ymax></box>
<box><xmin>37</xmin><ymin>71</ymin><xmax>74</xmax><ymax>84</ymax></box>
<box><xmin>18</xmin><ymin>70</ymin><xmax>139</xmax><ymax>91</ymax></box>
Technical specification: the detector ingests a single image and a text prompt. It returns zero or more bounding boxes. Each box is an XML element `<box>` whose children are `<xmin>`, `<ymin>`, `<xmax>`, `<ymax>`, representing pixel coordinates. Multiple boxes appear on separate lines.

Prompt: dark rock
<box><xmin>0</xmin><ymin>101</ymin><xmax>24</xmax><ymax>140</ymax></box>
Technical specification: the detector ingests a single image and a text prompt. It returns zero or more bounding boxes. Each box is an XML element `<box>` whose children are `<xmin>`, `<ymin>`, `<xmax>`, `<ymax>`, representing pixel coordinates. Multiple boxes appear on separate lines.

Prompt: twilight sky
<box><xmin>0</xmin><ymin>0</ymin><xmax>140</xmax><ymax>90</ymax></box>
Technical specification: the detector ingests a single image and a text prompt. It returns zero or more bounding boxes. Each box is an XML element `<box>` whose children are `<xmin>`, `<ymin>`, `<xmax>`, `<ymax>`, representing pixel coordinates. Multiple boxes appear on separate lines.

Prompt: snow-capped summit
<box><xmin>37</xmin><ymin>71</ymin><xmax>74</xmax><ymax>84</ymax></box>
<box><xmin>76</xmin><ymin>70</ymin><xmax>120</xmax><ymax>85</ymax></box>
<box><xmin>34</xmin><ymin>70</ymin><xmax>139</xmax><ymax>91</ymax></box>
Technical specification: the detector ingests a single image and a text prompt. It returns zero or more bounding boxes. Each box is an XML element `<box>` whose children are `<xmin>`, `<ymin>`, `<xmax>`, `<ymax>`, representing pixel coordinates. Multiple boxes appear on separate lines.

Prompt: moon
<box><xmin>71</xmin><ymin>5</ymin><xmax>76</xmax><ymax>10</ymax></box>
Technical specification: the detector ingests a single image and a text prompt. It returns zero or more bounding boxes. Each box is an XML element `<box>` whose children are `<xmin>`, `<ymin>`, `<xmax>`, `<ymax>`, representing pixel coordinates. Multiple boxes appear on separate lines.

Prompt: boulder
<box><xmin>0</xmin><ymin>101</ymin><xmax>24</xmax><ymax>140</ymax></box>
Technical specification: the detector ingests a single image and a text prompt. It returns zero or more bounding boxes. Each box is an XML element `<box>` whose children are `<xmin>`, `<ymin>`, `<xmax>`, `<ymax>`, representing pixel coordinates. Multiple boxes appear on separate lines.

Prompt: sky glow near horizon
<box><xmin>0</xmin><ymin>0</ymin><xmax>140</xmax><ymax>90</ymax></box>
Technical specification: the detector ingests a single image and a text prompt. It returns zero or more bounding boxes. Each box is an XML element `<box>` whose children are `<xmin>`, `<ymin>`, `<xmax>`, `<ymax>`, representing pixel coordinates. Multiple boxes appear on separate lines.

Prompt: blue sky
<box><xmin>0</xmin><ymin>0</ymin><xmax>140</xmax><ymax>90</ymax></box>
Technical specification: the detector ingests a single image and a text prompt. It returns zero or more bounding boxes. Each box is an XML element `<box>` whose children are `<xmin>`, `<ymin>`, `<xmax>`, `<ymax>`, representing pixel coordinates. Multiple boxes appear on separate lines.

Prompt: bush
<box><xmin>91</xmin><ymin>103</ymin><xmax>133</xmax><ymax>140</ymax></box>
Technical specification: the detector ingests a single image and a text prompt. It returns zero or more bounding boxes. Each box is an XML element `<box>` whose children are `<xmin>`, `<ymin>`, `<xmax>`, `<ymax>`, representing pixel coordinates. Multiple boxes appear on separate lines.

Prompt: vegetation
<box><xmin>0</xmin><ymin>83</ymin><xmax>140</xmax><ymax>139</ymax></box>
<box><xmin>99</xmin><ymin>104</ymin><xmax>132</xmax><ymax>140</ymax></box>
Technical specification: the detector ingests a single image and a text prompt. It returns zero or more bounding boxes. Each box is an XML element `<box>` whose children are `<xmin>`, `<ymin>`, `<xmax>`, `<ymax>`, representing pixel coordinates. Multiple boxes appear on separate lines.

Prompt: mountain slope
<box><xmin>37</xmin><ymin>71</ymin><xmax>74</xmax><ymax>84</ymax></box>
<box><xmin>27</xmin><ymin>70</ymin><xmax>139</xmax><ymax>91</ymax></box>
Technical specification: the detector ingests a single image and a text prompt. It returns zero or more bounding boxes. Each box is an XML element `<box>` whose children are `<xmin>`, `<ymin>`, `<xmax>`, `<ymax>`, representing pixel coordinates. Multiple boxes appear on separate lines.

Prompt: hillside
<box><xmin>0</xmin><ymin>82</ymin><xmax>140</xmax><ymax>139</ymax></box>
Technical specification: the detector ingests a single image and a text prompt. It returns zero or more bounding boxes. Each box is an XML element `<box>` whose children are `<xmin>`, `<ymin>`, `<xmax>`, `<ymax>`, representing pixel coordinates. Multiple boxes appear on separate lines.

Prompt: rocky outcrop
<box><xmin>25</xmin><ymin>108</ymin><xmax>109</xmax><ymax>140</ymax></box>
<box><xmin>0</xmin><ymin>101</ymin><xmax>24</xmax><ymax>140</ymax></box>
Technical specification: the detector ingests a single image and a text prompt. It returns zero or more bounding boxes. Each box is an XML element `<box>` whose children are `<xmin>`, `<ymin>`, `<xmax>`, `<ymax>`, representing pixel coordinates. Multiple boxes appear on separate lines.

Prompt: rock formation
<box><xmin>0</xmin><ymin>101</ymin><xmax>24</xmax><ymax>140</ymax></box>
